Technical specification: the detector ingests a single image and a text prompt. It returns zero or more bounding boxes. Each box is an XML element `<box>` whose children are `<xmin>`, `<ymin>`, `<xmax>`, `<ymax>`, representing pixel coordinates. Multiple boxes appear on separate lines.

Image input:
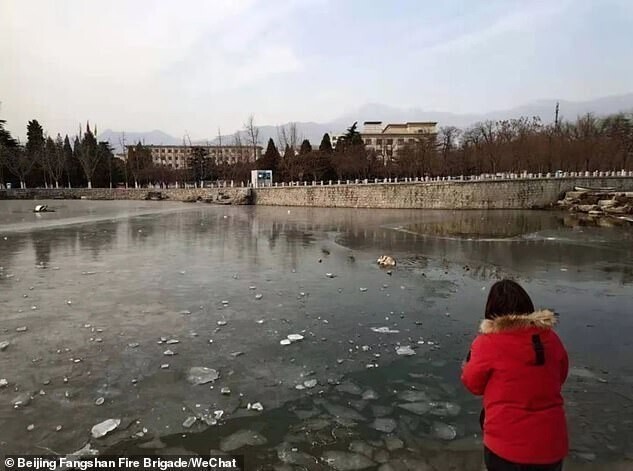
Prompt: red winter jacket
<box><xmin>461</xmin><ymin>310</ymin><xmax>569</xmax><ymax>465</ymax></box>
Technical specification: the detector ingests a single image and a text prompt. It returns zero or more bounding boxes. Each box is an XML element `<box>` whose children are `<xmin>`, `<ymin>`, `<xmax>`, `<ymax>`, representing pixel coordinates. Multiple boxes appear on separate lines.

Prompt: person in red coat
<box><xmin>461</xmin><ymin>279</ymin><xmax>569</xmax><ymax>470</ymax></box>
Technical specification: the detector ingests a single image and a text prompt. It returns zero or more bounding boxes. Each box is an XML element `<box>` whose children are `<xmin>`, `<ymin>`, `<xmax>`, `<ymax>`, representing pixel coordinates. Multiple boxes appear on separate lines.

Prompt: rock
<box><xmin>217</xmin><ymin>320</ymin><xmax>227</xmax><ymax>326</ymax></box>
<box><xmin>304</xmin><ymin>379</ymin><xmax>318</xmax><ymax>389</ymax></box>
<box><xmin>398</xmin><ymin>390</ymin><xmax>429</xmax><ymax>403</ymax></box>
<box><xmin>27</xmin><ymin>424</ymin><xmax>35</xmax><ymax>431</ymax></box>
<box><xmin>362</xmin><ymin>389</ymin><xmax>379</xmax><ymax>400</ymax></box>
<box><xmin>220</xmin><ymin>429</ymin><xmax>268</xmax><ymax>452</ymax></box>
<box><xmin>187</xmin><ymin>367</ymin><xmax>220</xmax><ymax>385</ymax></box>
<box><xmin>398</xmin><ymin>402</ymin><xmax>431</xmax><ymax>415</ymax></box>
<box><xmin>182</xmin><ymin>416</ymin><xmax>197</xmax><ymax>428</ymax></box>
<box><xmin>91</xmin><ymin>418</ymin><xmax>121</xmax><ymax>438</ymax></box>
<box><xmin>373</xmin><ymin>449</ymin><xmax>390</xmax><ymax>464</ymax></box>
<box><xmin>336</xmin><ymin>381</ymin><xmax>363</xmax><ymax>396</ymax></box>
<box><xmin>371</xmin><ymin>405</ymin><xmax>393</xmax><ymax>417</ymax></box>
<box><xmin>372</xmin><ymin>418</ymin><xmax>397</xmax><ymax>433</ymax></box>
<box><xmin>429</xmin><ymin>401</ymin><xmax>461</xmax><ymax>417</ymax></box>
<box><xmin>0</xmin><ymin>378</ymin><xmax>8</xmax><ymax>388</ymax></box>
<box><xmin>161</xmin><ymin>364</ymin><xmax>169</xmax><ymax>369</ymax></box>
<box><xmin>371</xmin><ymin>327</ymin><xmax>399</xmax><ymax>334</ymax></box>
<box><xmin>280</xmin><ymin>339</ymin><xmax>292</xmax><ymax>346</ymax></box>
<box><xmin>321</xmin><ymin>450</ymin><xmax>375</xmax><ymax>470</ymax></box>
<box><xmin>277</xmin><ymin>444</ymin><xmax>319</xmax><ymax>468</ymax></box>
<box><xmin>95</xmin><ymin>397</ymin><xmax>105</xmax><ymax>406</ymax></box>
<box><xmin>12</xmin><ymin>392</ymin><xmax>31</xmax><ymax>408</ymax></box>
<box><xmin>395</xmin><ymin>346</ymin><xmax>415</xmax><ymax>356</ymax></box>
<box><xmin>359</xmin><ymin>287</ymin><xmax>368</xmax><ymax>292</ymax></box>
<box><xmin>431</xmin><ymin>422</ymin><xmax>457</xmax><ymax>441</ymax></box>
<box><xmin>377</xmin><ymin>255</ymin><xmax>397</xmax><ymax>267</ymax></box>
<box><xmin>287</xmin><ymin>334</ymin><xmax>304</xmax><ymax>342</ymax></box>
<box><xmin>128</xmin><ymin>342</ymin><xmax>139</xmax><ymax>348</ymax></box>
<box><xmin>16</xmin><ymin>326</ymin><xmax>28</xmax><ymax>332</ymax></box>
<box><xmin>0</xmin><ymin>340</ymin><xmax>9</xmax><ymax>351</ymax></box>
<box><xmin>255</xmin><ymin>294</ymin><xmax>263</xmax><ymax>300</ymax></box>
<box><xmin>349</xmin><ymin>440</ymin><xmax>375</xmax><ymax>458</ymax></box>
<box><xmin>325</xmin><ymin>273</ymin><xmax>336</xmax><ymax>278</ymax></box>
<box><xmin>248</xmin><ymin>402</ymin><xmax>264</xmax><ymax>411</ymax></box>
<box><xmin>318</xmin><ymin>400</ymin><xmax>367</xmax><ymax>422</ymax></box>
<box><xmin>166</xmin><ymin>339</ymin><xmax>179</xmax><ymax>345</ymax></box>
<box><xmin>221</xmin><ymin>387</ymin><xmax>231</xmax><ymax>395</ymax></box>
<box><xmin>383</xmin><ymin>437</ymin><xmax>404</xmax><ymax>451</ymax></box>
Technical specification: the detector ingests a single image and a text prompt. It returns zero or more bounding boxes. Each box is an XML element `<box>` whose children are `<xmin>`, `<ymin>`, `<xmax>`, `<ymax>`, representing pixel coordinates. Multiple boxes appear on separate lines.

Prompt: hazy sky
<box><xmin>2</xmin><ymin>0</ymin><xmax>632</xmax><ymax>140</ymax></box>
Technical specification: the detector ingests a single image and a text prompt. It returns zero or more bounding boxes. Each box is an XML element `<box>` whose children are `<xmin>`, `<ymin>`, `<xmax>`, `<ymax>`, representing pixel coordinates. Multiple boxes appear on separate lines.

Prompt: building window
<box><xmin>376</xmin><ymin>139</ymin><xmax>382</xmax><ymax>145</ymax></box>
<box><xmin>398</xmin><ymin>138</ymin><xmax>405</xmax><ymax>145</ymax></box>
<box><xmin>386</xmin><ymin>139</ymin><xmax>393</xmax><ymax>145</ymax></box>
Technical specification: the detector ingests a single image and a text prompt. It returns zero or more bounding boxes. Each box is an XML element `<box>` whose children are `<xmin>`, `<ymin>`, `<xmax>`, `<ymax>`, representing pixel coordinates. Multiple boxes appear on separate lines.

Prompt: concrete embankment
<box><xmin>0</xmin><ymin>187</ymin><xmax>251</xmax><ymax>204</ymax></box>
<box><xmin>3</xmin><ymin>177</ymin><xmax>633</xmax><ymax>209</ymax></box>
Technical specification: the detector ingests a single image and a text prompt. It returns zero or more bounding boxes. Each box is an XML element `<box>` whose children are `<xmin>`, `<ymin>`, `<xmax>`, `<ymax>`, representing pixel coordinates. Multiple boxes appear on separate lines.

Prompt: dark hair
<box><xmin>485</xmin><ymin>279</ymin><xmax>535</xmax><ymax>320</ymax></box>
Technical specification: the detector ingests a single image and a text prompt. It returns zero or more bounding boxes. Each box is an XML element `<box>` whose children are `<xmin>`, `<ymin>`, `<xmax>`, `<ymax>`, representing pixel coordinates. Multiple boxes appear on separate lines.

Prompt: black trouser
<box><xmin>484</xmin><ymin>447</ymin><xmax>563</xmax><ymax>471</ymax></box>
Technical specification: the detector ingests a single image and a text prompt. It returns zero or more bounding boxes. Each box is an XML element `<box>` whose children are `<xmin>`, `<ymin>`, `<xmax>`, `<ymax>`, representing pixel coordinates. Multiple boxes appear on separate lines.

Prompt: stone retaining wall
<box><xmin>3</xmin><ymin>178</ymin><xmax>633</xmax><ymax>209</ymax></box>
<box><xmin>0</xmin><ymin>187</ymin><xmax>251</xmax><ymax>204</ymax></box>
<box><xmin>253</xmin><ymin>177</ymin><xmax>633</xmax><ymax>209</ymax></box>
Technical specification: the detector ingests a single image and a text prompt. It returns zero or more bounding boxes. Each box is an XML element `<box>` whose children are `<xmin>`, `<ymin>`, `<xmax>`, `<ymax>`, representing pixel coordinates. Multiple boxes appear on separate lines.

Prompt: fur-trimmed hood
<box><xmin>479</xmin><ymin>309</ymin><xmax>556</xmax><ymax>334</ymax></box>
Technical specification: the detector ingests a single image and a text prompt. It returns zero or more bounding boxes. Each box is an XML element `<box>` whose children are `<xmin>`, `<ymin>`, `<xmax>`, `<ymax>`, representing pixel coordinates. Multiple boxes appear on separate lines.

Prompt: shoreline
<box><xmin>3</xmin><ymin>176</ymin><xmax>633</xmax><ymax>210</ymax></box>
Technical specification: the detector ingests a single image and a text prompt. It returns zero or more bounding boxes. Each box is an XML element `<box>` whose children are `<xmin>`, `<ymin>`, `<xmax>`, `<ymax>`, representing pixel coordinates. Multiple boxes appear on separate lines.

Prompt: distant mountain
<box><xmin>98</xmin><ymin>129</ymin><xmax>181</xmax><ymax>153</ymax></box>
<box><xmin>334</xmin><ymin>93</ymin><xmax>633</xmax><ymax>129</ymax></box>
<box><xmin>100</xmin><ymin>93</ymin><xmax>633</xmax><ymax>152</ymax></box>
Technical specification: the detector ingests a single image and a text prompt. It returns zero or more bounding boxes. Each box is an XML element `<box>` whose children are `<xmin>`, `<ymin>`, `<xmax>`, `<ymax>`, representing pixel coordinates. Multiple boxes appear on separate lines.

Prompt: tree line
<box><xmin>2</xmin><ymin>111</ymin><xmax>632</xmax><ymax>189</ymax></box>
<box><xmin>0</xmin><ymin>119</ymin><xmax>121</xmax><ymax>189</ymax></box>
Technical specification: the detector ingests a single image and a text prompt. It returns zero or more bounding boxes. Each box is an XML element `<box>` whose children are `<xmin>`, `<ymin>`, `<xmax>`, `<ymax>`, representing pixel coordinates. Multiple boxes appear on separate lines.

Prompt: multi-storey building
<box><xmin>361</xmin><ymin>121</ymin><xmax>437</xmax><ymax>160</ymax></box>
<box><xmin>125</xmin><ymin>145</ymin><xmax>263</xmax><ymax>170</ymax></box>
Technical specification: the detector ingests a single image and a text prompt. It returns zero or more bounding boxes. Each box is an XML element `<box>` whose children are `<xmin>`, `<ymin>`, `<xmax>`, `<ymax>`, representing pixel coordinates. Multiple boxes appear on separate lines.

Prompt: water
<box><xmin>1</xmin><ymin>200</ymin><xmax>632</xmax><ymax>469</ymax></box>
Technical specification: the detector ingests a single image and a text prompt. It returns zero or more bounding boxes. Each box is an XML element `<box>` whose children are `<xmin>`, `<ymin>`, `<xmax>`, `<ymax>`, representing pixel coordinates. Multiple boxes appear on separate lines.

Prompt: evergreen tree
<box><xmin>0</xmin><ymin>119</ymin><xmax>17</xmax><ymax>187</ymax></box>
<box><xmin>319</xmin><ymin>133</ymin><xmax>333</xmax><ymax>154</ymax></box>
<box><xmin>26</xmin><ymin>119</ymin><xmax>45</xmax><ymax>160</ymax></box>
<box><xmin>71</xmin><ymin>136</ymin><xmax>86</xmax><ymax>187</ymax></box>
<box><xmin>257</xmin><ymin>138</ymin><xmax>281</xmax><ymax>172</ymax></box>
<box><xmin>25</xmin><ymin>119</ymin><xmax>45</xmax><ymax>185</ymax></box>
<box><xmin>62</xmin><ymin>135</ymin><xmax>75</xmax><ymax>187</ymax></box>
<box><xmin>283</xmin><ymin>145</ymin><xmax>294</xmax><ymax>159</ymax></box>
<box><xmin>0</xmin><ymin>119</ymin><xmax>17</xmax><ymax>148</ymax></box>
<box><xmin>299</xmin><ymin>139</ymin><xmax>312</xmax><ymax>155</ymax></box>
<box><xmin>76</xmin><ymin>122</ymin><xmax>101</xmax><ymax>188</ymax></box>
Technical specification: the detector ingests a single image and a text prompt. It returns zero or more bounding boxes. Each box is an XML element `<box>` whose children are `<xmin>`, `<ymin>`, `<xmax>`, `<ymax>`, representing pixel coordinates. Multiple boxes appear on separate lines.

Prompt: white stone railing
<box><xmin>237</xmin><ymin>169</ymin><xmax>633</xmax><ymax>189</ymax></box>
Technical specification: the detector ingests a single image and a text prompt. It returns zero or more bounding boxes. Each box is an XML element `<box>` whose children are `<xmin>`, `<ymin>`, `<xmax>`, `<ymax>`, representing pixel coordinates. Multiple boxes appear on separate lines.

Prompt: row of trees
<box><xmin>206</xmin><ymin>112</ymin><xmax>633</xmax><ymax>183</ymax></box>
<box><xmin>0</xmin><ymin>119</ymin><xmax>122</xmax><ymax>189</ymax></box>
<box><xmin>2</xmin><ymin>110</ymin><xmax>632</xmax><ymax>189</ymax></box>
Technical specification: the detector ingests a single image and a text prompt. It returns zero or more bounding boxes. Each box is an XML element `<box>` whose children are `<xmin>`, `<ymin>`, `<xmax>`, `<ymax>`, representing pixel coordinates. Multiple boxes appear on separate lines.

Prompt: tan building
<box><xmin>126</xmin><ymin>145</ymin><xmax>263</xmax><ymax>170</ymax></box>
<box><xmin>361</xmin><ymin>121</ymin><xmax>437</xmax><ymax>160</ymax></box>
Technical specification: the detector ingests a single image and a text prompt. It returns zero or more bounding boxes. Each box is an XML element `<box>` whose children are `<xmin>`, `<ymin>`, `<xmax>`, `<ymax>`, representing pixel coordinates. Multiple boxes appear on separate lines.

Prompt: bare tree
<box><xmin>6</xmin><ymin>145</ymin><xmax>35</xmax><ymax>189</ymax></box>
<box><xmin>244</xmin><ymin>115</ymin><xmax>260</xmax><ymax>162</ymax></box>
<box><xmin>277</xmin><ymin>122</ymin><xmax>300</xmax><ymax>152</ymax></box>
<box><xmin>119</xmin><ymin>132</ymin><xmax>128</xmax><ymax>188</ymax></box>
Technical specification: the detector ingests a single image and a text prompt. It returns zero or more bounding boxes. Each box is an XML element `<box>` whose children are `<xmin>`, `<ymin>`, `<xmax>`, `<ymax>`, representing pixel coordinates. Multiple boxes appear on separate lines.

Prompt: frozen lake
<box><xmin>1</xmin><ymin>200</ymin><xmax>632</xmax><ymax>469</ymax></box>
